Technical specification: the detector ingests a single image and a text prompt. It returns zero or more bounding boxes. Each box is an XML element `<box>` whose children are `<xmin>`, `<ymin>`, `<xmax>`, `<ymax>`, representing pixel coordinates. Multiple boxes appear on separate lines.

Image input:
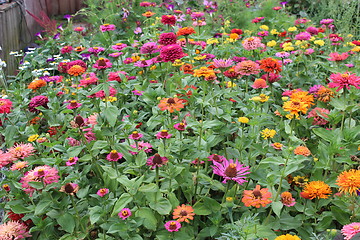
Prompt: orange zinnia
<box><xmin>180</xmin><ymin>63</ymin><xmax>194</xmax><ymax>74</ymax></box>
<box><xmin>293</xmin><ymin>146</ymin><xmax>311</xmax><ymax>156</ymax></box>
<box><xmin>317</xmin><ymin>86</ymin><xmax>335</xmax><ymax>103</ymax></box>
<box><xmin>336</xmin><ymin>169</ymin><xmax>360</xmax><ymax>195</ymax></box>
<box><xmin>193</xmin><ymin>67</ymin><xmax>216</xmax><ymax>80</ymax></box>
<box><xmin>28</xmin><ymin>79</ymin><xmax>47</xmax><ymax>90</ymax></box>
<box><xmin>241</xmin><ymin>185</ymin><xmax>272</xmax><ymax>208</ymax></box>
<box><xmin>142</xmin><ymin>11</ymin><xmax>155</xmax><ymax>18</ymax></box>
<box><xmin>158</xmin><ymin>97</ymin><xmax>185</xmax><ymax>113</ymax></box>
<box><xmin>302</xmin><ymin>181</ymin><xmax>331</xmax><ymax>199</ymax></box>
<box><xmin>172</xmin><ymin>204</ymin><xmax>195</xmax><ymax>223</ymax></box>
<box><xmin>67</xmin><ymin>65</ymin><xmax>86</xmax><ymax>76</ymax></box>
<box><xmin>290</xmin><ymin>91</ymin><xmax>314</xmax><ymax>107</ymax></box>
<box><xmin>282</xmin><ymin>100</ymin><xmax>309</xmax><ymax>119</ymax></box>
<box><xmin>177</xmin><ymin>27</ymin><xmax>196</xmax><ymax>36</ymax></box>
<box><xmin>259</xmin><ymin>57</ymin><xmax>282</xmax><ymax>73</ymax></box>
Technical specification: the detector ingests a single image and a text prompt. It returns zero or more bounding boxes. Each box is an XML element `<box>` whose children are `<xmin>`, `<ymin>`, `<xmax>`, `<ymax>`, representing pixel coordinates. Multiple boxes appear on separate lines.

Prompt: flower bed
<box><xmin>0</xmin><ymin>0</ymin><xmax>359</xmax><ymax>239</ymax></box>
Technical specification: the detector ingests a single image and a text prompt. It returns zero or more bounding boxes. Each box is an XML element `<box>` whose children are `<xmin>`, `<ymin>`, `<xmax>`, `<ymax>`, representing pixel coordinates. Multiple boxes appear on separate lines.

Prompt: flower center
<box><xmin>64</xmin><ymin>183</ymin><xmax>75</xmax><ymax>193</ymax></box>
<box><xmin>98</xmin><ymin>58</ymin><xmax>106</xmax><ymax>66</ymax></box>
<box><xmin>121</xmin><ymin>210</ymin><xmax>129</xmax><ymax>217</ymax></box>
<box><xmin>68</xmin><ymin>157</ymin><xmax>75</xmax><ymax>163</ymax></box>
<box><xmin>152</xmin><ymin>154</ymin><xmax>163</xmax><ymax>164</ymax></box>
<box><xmin>180</xmin><ymin>210</ymin><xmax>188</xmax><ymax>216</ymax></box>
<box><xmin>167</xmin><ymin>98</ymin><xmax>175</xmax><ymax>104</ymax></box>
<box><xmin>224</xmin><ymin>163</ymin><xmax>237</xmax><ymax>178</ymax></box>
<box><xmin>252</xmin><ymin>189</ymin><xmax>262</xmax><ymax>198</ymax></box>
<box><xmin>169</xmin><ymin>222</ymin><xmax>177</xmax><ymax>229</ymax></box>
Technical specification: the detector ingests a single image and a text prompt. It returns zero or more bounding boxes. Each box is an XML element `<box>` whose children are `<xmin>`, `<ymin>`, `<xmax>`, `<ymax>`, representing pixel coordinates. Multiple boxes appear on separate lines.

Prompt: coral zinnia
<box><xmin>307</xmin><ymin>107</ymin><xmax>329</xmax><ymax>125</ymax></box>
<box><xmin>28</xmin><ymin>79</ymin><xmax>46</xmax><ymax>90</ymax></box>
<box><xmin>158</xmin><ymin>97</ymin><xmax>185</xmax><ymax>113</ymax></box>
<box><xmin>341</xmin><ymin>222</ymin><xmax>360</xmax><ymax>240</ymax></box>
<box><xmin>274</xmin><ymin>234</ymin><xmax>301</xmax><ymax>240</ymax></box>
<box><xmin>280</xmin><ymin>191</ymin><xmax>296</xmax><ymax>207</ymax></box>
<box><xmin>259</xmin><ymin>57</ymin><xmax>282</xmax><ymax>73</ymax></box>
<box><xmin>0</xmin><ymin>99</ymin><xmax>13</xmax><ymax>114</ymax></box>
<box><xmin>20</xmin><ymin>165</ymin><xmax>60</xmax><ymax>195</ymax></box>
<box><xmin>177</xmin><ymin>27</ymin><xmax>196</xmax><ymax>36</ymax></box>
<box><xmin>212</xmin><ymin>159</ymin><xmax>250</xmax><ymax>185</ymax></box>
<box><xmin>301</xmin><ymin>181</ymin><xmax>331</xmax><ymax>199</ymax></box>
<box><xmin>234</xmin><ymin>60</ymin><xmax>260</xmax><ymax>76</ymax></box>
<box><xmin>293</xmin><ymin>146</ymin><xmax>311</xmax><ymax>156</ymax></box>
<box><xmin>8</xmin><ymin>143</ymin><xmax>35</xmax><ymax>159</ymax></box>
<box><xmin>242</xmin><ymin>185</ymin><xmax>272</xmax><ymax>208</ymax></box>
<box><xmin>252</xmin><ymin>78</ymin><xmax>269</xmax><ymax>89</ymax></box>
<box><xmin>336</xmin><ymin>169</ymin><xmax>360</xmax><ymax>195</ymax></box>
<box><xmin>172</xmin><ymin>204</ymin><xmax>195</xmax><ymax>223</ymax></box>
<box><xmin>67</xmin><ymin>65</ymin><xmax>86</xmax><ymax>76</ymax></box>
<box><xmin>0</xmin><ymin>220</ymin><xmax>31</xmax><ymax>239</ymax></box>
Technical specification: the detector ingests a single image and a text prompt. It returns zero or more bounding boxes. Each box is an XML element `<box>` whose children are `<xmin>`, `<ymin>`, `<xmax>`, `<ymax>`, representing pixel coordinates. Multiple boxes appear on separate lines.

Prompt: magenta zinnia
<box><xmin>160</xmin><ymin>44</ymin><xmax>186</xmax><ymax>62</ymax></box>
<box><xmin>212</xmin><ymin>159</ymin><xmax>250</xmax><ymax>185</ymax></box>
<box><xmin>147</xmin><ymin>153</ymin><xmax>168</xmax><ymax>169</ymax></box>
<box><xmin>328</xmin><ymin>72</ymin><xmax>360</xmax><ymax>92</ymax></box>
<box><xmin>0</xmin><ymin>99</ymin><xmax>13</xmax><ymax>114</ymax></box>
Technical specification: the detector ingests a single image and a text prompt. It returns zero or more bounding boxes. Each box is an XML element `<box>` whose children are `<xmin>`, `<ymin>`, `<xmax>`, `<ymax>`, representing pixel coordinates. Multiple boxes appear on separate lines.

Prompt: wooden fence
<box><xmin>0</xmin><ymin>0</ymin><xmax>84</xmax><ymax>76</ymax></box>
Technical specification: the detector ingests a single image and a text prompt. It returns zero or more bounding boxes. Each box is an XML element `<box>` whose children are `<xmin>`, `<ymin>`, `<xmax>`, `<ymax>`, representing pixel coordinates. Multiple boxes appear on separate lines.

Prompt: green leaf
<box><xmin>139</xmin><ymin>183</ymin><xmax>159</xmax><ymax>192</ymax></box>
<box><xmin>135</xmin><ymin>207</ymin><xmax>158</xmax><ymax>230</ymax></box>
<box><xmin>92</xmin><ymin>140</ymin><xmax>108</xmax><ymax>150</ymax></box>
<box><xmin>193</xmin><ymin>201</ymin><xmax>212</xmax><ymax>216</ymax></box>
<box><xmin>104</xmin><ymin>105</ymin><xmax>119</xmax><ymax>127</ymax></box>
<box><xmin>331</xmin><ymin>206</ymin><xmax>351</xmax><ymax>225</ymax></box>
<box><xmin>10</xmin><ymin>204</ymin><xmax>32</xmax><ymax>214</ymax></box>
<box><xmin>35</xmin><ymin>200</ymin><xmax>52</xmax><ymax>215</ymax></box>
<box><xmin>57</xmin><ymin>213</ymin><xmax>75</xmax><ymax>233</ymax></box>
<box><xmin>28</xmin><ymin>181</ymin><xmax>44</xmax><ymax>189</ymax></box>
<box><xmin>271</xmin><ymin>201</ymin><xmax>283</xmax><ymax>218</ymax></box>
<box><xmin>112</xmin><ymin>193</ymin><xmax>133</xmax><ymax>216</ymax></box>
<box><xmin>149</xmin><ymin>198</ymin><xmax>172</xmax><ymax>215</ymax></box>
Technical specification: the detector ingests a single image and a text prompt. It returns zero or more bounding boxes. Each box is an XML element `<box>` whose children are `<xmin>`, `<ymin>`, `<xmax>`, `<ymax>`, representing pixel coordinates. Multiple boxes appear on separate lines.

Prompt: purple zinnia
<box><xmin>28</xmin><ymin>95</ymin><xmax>49</xmax><ymax>112</ymax></box>
<box><xmin>212</xmin><ymin>159</ymin><xmax>250</xmax><ymax>185</ymax></box>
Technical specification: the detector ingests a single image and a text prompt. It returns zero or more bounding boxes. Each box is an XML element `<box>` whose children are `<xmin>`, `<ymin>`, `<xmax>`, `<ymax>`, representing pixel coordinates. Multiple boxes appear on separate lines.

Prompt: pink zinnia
<box><xmin>212</xmin><ymin>159</ymin><xmax>250</xmax><ymax>185</ymax></box>
<box><xmin>112</xmin><ymin>43</ymin><xmax>127</xmax><ymax>51</ymax></box>
<box><xmin>252</xmin><ymin>78</ymin><xmax>269</xmax><ymax>89</ymax></box>
<box><xmin>97</xmin><ymin>188</ymin><xmax>109</xmax><ymax>197</ymax></box>
<box><xmin>0</xmin><ymin>220</ymin><xmax>31</xmax><ymax>239</ymax></box>
<box><xmin>307</xmin><ymin>107</ymin><xmax>330</xmax><ymax>125</ymax></box>
<box><xmin>129</xmin><ymin>131</ymin><xmax>143</xmax><ymax>140</ymax></box>
<box><xmin>207</xmin><ymin>154</ymin><xmax>226</xmax><ymax>163</ymax></box>
<box><xmin>158</xmin><ymin>32</ymin><xmax>177</xmax><ymax>46</ymax></box>
<box><xmin>20</xmin><ymin>165</ymin><xmax>60</xmax><ymax>195</ymax></box>
<box><xmin>160</xmin><ymin>44</ymin><xmax>185</xmax><ymax>62</ymax></box>
<box><xmin>294</xmin><ymin>32</ymin><xmax>311</xmax><ymax>40</ymax></box>
<box><xmin>213</xmin><ymin>58</ymin><xmax>234</xmax><ymax>68</ymax></box>
<box><xmin>261</xmin><ymin>72</ymin><xmax>282</xmax><ymax>83</ymax></box>
<box><xmin>8</xmin><ymin>143</ymin><xmax>35</xmax><ymax>159</ymax></box>
<box><xmin>129</xmin><ymin>141</ymin><xmax>153</xmax><ymax>155</ymax></box>
<box><xmin>161</xmin><ymin>15</ymin><xmax>176</xmax><ymax>25</ymax></box>
<box><xmin>106</xmin><ymin>150</ymin><xmax>123</xmax><ymax>162</ymax></box>
<box><xmin>328</xmin><ymin>52</ymin><xmax>349</xmax><ymax>61</ymax></box>
<box><xmin>341</xmin><ymin>222</ymin><xmax>360</xmax><ymax>240</ymax></box>
<box><xmin>28</xmin><ymin>95</ymin><xmax>49</xmax><ymax>113</ymax></box>
<box><xmin>66</xmin><ymin>157</ymin><xmax>79</xmax><ymax>166</ymax></box>
<box><xmin>328</xmin><ymin>72</ymin><xmax>360</xmax><ymax>91</ymax></box>
<box><xmin>88</xmin><ymin>46</ymin><xmax>105</xmax><ymax>54</ymax></box>
<box><xmin>67</xmin><ymin>137</ymin><xmax>81</xmax><ymax>146</ymax></box>
<box><xmin>132</xmin><ymin>90</ymin><xmax>144</xmax><ymax>96</ymax></box>
<box><xmin>10</xmin><ymin>161</ymin><xmax>28</xmax><ymax>171</ymax></box>
<box><xmin>242</xmin><ymin>37</ymin><xmax>265</xmax><ymax>50</ymax></box>
<box><xmin>118</xmin><ymin>208</ymin><xmax>132</xmax><ymax>220</ymax></box>
<box><xmin>156</xmin><ymin>129</ymin><xmax>172</xmax><ymax>139</ymax></box>
<box><xmin>306</xmin><ymin>26</ymin><xmax>319</xmax><ymax>35</ymax></box>
<box><xmin>0</xmin><ymin>99</ymin><xmax>13</xmax><ymax>114</ymax></box>
<box><xmin>140</xmin><ymin>42</ymin><xmax>160</xmax><ymax>54</ymax></box>
<box><xmin>0</xmin><ymin>150</ymin><xmax>16</xmax><ymax>168</ymax></box>
<box><xmin>173</xmin><ymin>122</ymin><xmax>186</xmax><ymax>131</ymax></box>
<box><xmin>147</xmin><ymin>153</ymin><xmax>168</xmax><ymax>169</ymax></box>
<box><xmin>164</xmin><ymin>220</ymin><xmax>181</xmax><ymax>232</ymax></box>
<box><xmin>93</xmin><ymin>58</ymin><xmax>112</xmax><ymax>69</ymax></box>
<box><xmin>60</xmin><ymin>45</ymin><xmax>73</xmax><ymax>54</ymax></box>
<box><xmin>108</xmin><ymin>71</ymin><xmax>128</xmax><ymax>82</ymax></box>
<box><xmin>234</xmin><ymin>60</ymin><xmax>260</xmax><ymax>76</ymax></box>
<box><xmin>100</xmin><ymin>24</ymin><xmax>115</xmax><ymax>32</ymax></box>
<box><xmin>108</xmin><ymin>52</ymin><xmax>123</xmax><ymax>58</ymax></box>
<box><xmin>66</xmin><ymin>100</ymin><xmax>82</xmax><ymax>109</ymax></box>
<box><xmin>79</xmin><ymin>72</ymin><xmax>98</xmax><ymax>86</ymax></box>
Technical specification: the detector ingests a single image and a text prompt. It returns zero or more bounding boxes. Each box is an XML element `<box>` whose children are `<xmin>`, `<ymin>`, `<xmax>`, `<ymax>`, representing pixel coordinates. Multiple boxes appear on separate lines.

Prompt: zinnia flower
<box><xmin>106</xmin><ymin>150</ymin><xmax>123</xmax><ymax>162</ymax></box>
<box><xmin>93</xmin><ymin>58</ymin><xmax>113</xmax><ymax>69</ymax></box>
<box><xmin>156</xmin><ymin>129</ymin><xmax>172</xmax><ymax>139</ymax></box>
<box><xmin>28</xmin><ymin>79</ymin><xmax>46</xmax><ymax>90</ymax></box>
<box><xmin>301</xmin><ymin>181</ymin><xmax>332</xmax><ymax>199</ymax></box>
<box><xmin>341</xmin><ymin>222</ymin><xmax>360</xmax><ymax>240</ymax></box>
<box><xmin>164</xmin><ymin>221</ymin><xmax>181</xmax><ymax>232</ymax></box>
<box><xmin>97</xmin><ymin>188</ymin><xmax>109</xmax><ymax>197</ymax></box>
<box><xmin>0</xmin><ymin>220</ymin><xmax>31</xmax><ymax>239</ymax></box>
<box><xmin>234</xmin><ymin>60</ymin><xmax>260</xmax><ymax>75</ymax></box>
<box><xmin>177</xmin><ymin>27</ymin><xmax>196</xmax><ymax>36</ymax></box>
<box><xmin>140</xmin><ymin>42</ymin><xmax>160</xmax><ymax>54</ymax></box>
<box><xmin>8</xmin><ymin>143</ymin><xmax>35</xmax><ymax>159</ymax></box>
<box><xmin>159</xmin><ymin>44</ymin><xmax>185</xmax><ymax>62</ymax></box>
<box><xmin>0</xmin><ymin>99</ymin><xmax>12</xmax><ymax>114</ymax></box>
<box><xmin>158</xmin><ymin>32</ymin><xmax>177</xmax><ymax>45</ymax></box>
<box><xmin>212</xmin><ymin>58</ymin><xmax>234</xmax><ymax>68</ymax></box>
<box><xmin>147</xmin><ymin>153</ymin><xmax>168</xmax><ymax>169</ymax></box>
<box><xmin>242</xmin><ymin>185</ymin><xmax>272</xmax><ymax>208</ymax></box>
<box><xmin>252</xmin><ymin>78</ymin><xmax>269</xmax><ymax>89</ymax></box>
<box><xmin>307</xmin><ymin>107</ymin><xmax>329</xmax><ymax>125</ymax></box>
<box><xmin>328</xmin><ymin>72</ymin><xmax>360</xmax><ymax>92</ymax></box>
<box><xmin>129</xmin><ymin>131</ymin><xmax>143</xmax><ymax>140</ymax></box>
<box><xmin>207</xmin><ymin>154</ymin><xmax>226</xmax><ymax>163</ymax></box>
<box><xmin>59</xmin><ymin>183</ymin><xmax>79</xmax><ymax>195</ymax></box>
<box><xmin>161</xmin><ymin>15</ymin><xmax>176</xmax><ymax>25</ymax></box>
<box><xmin>274</xmin><ymin>234</ymin><xmax>301</xmax><ymax>240</ymax></box>
<box><xmin>280</xmin><ymin>191</ymin><xmax>296</xmax><ymax>207</ymax></box>
<box><xmin>174</xmin><ymin>123</ymin><xmax>186</xmax><ymax>131</ymax></box>
<box><xmin>212</xmin><ymin>159</ymin><xmax>250</xmax><ymax>185</ymax></box>
<box><xmin>172</xmin><ymin>204</ymin><xmax>195</xmax><ymax>223</ymax></box>
<box><xmin>66</xmin><ymin>100</ymin><xmax>82</xmax><ymax>110</ymax></box>
<box><xmin>328</xmin><ymin>52</ymin><xmax>349</xmax><ymax>61</ymax></box>
<box><xmin>28</xmin><ymin>95</ymin><xmax>49</xmax><ymax>113</ymax></box>
<box><xmin>10</xmin><ymin>161</ymin><xmax>28</xmax><ymax>171</ymax></box>
<box><xmin>259</xmin><ymin>57</ymin><xmax>282</xmax><ymax>73</ymax></box>
<box><xmin>118</xmin><ymin>208</ymin><xmax>132</xmax><ymax>220</ymax></box>
<box><xmin>336</xmin><ymin>169</ymin><xmax>360</xmax><ymax>195</ymax></box>
<box><xmin>261</xmin><ymin>128</ymin><xmax>276</xmax><ymax>139</ymax></box>
<box><xmin>100</xmin><ymin>24</ymin><xmax>115</xmax><ymax>32</ymax></box>
<box><xmin>67</xmin><ymin>65</ymin><xmax>86</xmax><ymax>76</ymax></box>
<box><xmin>20</xmin><ymin>165</ymin><xmax>60</xmax><ymax>195</ymax></box>
<box><xmin>158</xmin><ymin>97</ymin><xmax>185</xmax><ymax>113</ymax></box>
<box><xmin>66</xmin><ymin>157</ymin><xmax>78</xmax><ymax>166</ymax></box>
<box><xmin>294</xmin><ymin>146</ymin><xmax>311</xmax><ymax>156</ymax></box>
<box><xmin>242</xmin><ymin>37</ymin><xmax>265</xmax><ymax>50</ymax></box>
